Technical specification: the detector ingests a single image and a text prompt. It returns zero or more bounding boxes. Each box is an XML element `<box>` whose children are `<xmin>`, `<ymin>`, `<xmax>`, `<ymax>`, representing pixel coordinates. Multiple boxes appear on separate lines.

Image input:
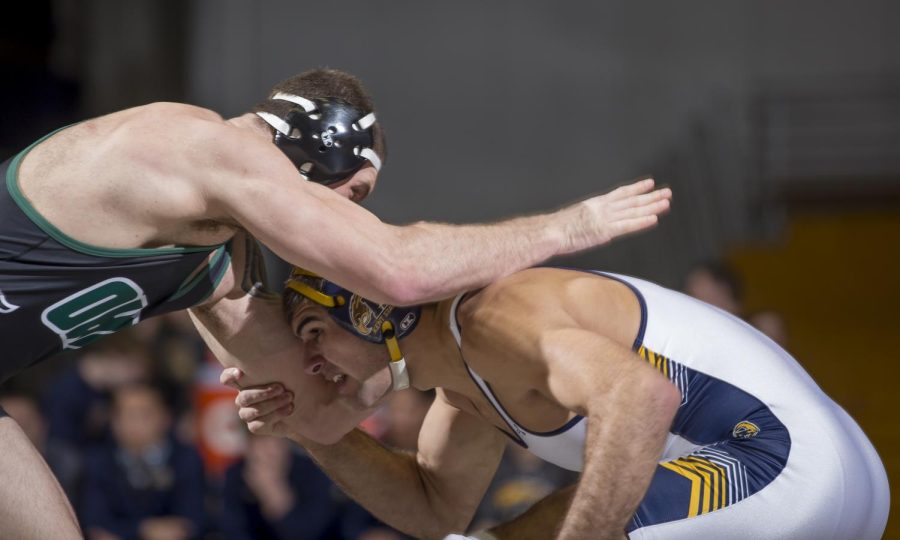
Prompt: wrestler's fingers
<box><xmin>606</xmin><ymin>177</ymin><xmax>655</xmax><ymax>200</ymax></box>
<box><xmin>220</xmin><ymin>367</ymin><xmax>244</xmax><ymax>388</ymax></box>
<box><xmin>615</xmin><ymin>186</ymin><xmax>672</xmax><ymax>210</ymax></box>
<box><xmin>616</xmin><ymin>197</ymin><xmax>670</xmax><ymax>218</ymax></box>
<box><xmin>246</xmin><ymin>403</ymin><xmax>294</xmax><ymax>435</ymax></box>
<box><xmin>237</xmin><ymin>391</ymin><xmax>293</xmax><ymax>422</ymax></box>
<box><xmin>235</xmin><ymin>385</ymin><xmax>287</xmax><ymax>408</ymax></box>
<box><xmin>609</xmin><ymin>215</ymin><xmax>659</xmax><ymax>236</ymax></box>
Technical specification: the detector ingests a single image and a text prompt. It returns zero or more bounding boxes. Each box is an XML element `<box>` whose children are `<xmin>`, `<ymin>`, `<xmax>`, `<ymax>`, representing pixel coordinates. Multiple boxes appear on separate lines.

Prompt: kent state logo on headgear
<box><xmin>349</xmin><ymin>294</ymin><xmax>394</xmax><ymax>337</ymax></box>
<box><xmin>732</xmin><ymin>421</ymin><xmax>761</xmax><ymax>440</ymax></box>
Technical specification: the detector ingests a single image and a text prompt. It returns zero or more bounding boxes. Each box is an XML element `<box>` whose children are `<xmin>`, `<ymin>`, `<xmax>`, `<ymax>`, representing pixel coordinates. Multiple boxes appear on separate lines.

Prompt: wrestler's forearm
<box><xmin>385</xmin><ymin>216</ymin><xmax>562</xmax><ymax>304</ymax></box>
<box><xmin>381</xmin><ymin>179</ymin><xmax>669</xmax><ymax>305</ymax></box>
<box><xmin>556</xmin><ymin>381</ymin><xmax>679</xmax><ymax>540</ymax></box>
<box><xmin>294</xmin><ymin>429</ymin><xmax>452</xmax><ymax>539</ymax></box>
<box><xmin>239</xmin><ymin>176</ymin><xmax>667</xmax><ymax>306</ymax></box>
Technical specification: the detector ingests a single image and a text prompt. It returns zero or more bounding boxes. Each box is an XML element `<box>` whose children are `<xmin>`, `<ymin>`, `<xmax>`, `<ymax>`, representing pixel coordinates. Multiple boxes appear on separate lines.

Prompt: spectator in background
<box><xmin>683</xmin><ymin>262</ymin><xmax>790</xmax><ymax>348</ymax></box>
<box><xmin>44</xmin><ymin>330</ymin><xmax>151</xmax><ymax>451</ymax></box>
<box><xmin>222</xmin><ymin>433</ymin><xmax>388</xmax><ymax>540</ymax></box>
<box><xmin>681</xmin><ymin>261</ymin><xmax>743</xmax><ymax>315</ymax></box>
<box><xmin>749</xmin><ymin>309</ymin><xmax>789</xmax><ymax>348</ymax></box>
<box><xmin>81</xmin><ymin>382</ymin><xmax>206</xmax><ymax>540</ymax></box>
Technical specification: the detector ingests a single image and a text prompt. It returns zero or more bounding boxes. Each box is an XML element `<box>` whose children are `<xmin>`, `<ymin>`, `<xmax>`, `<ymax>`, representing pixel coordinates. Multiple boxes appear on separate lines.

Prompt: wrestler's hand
<box><xmin>560</xmin><ymin>177</ymin><xmax>671</xmax><ymax>254</ymax></box>
<box><xmin>220</xmin><ymin>367</ymin><xmax>294</xmax><ymax>437</ymax></box>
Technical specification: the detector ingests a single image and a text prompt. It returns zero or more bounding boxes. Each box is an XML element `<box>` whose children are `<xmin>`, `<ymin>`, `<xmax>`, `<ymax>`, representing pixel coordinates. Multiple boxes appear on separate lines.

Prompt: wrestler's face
<box><xmin>290</xmin><ymin>301</ymin><xmax>393</xmax><ymax>410</ymax></box>
<box><xmin>330</xmin><ymin>164</ymin><xmax>378</xmax><ymax>203</ymax></box>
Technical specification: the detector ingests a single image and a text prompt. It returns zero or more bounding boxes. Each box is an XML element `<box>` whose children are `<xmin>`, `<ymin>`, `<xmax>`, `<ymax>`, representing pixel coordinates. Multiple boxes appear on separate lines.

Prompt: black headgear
<box><xmin>257</xmin><ymin>92</ymin><xmax>381</xmax><ymax>185</ymax></box>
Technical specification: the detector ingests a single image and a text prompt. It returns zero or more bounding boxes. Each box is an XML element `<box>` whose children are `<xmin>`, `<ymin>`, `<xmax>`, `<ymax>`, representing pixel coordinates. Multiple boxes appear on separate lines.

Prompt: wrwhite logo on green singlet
<box><xmin>41</xmin><ymin>277</ymin><xmax>148</xmax><ymax>350</ymax></box>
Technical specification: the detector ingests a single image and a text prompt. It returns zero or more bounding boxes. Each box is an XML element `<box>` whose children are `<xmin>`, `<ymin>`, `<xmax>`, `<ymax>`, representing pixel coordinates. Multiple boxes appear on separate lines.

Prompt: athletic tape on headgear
<box><xmin>286</xmin><ymin>268</ymin><xmax>419</xmax><ymax>391</ymax></box>
<box><xmin>257</xmin><ymin>92</ymin><xmax>381</xmax><ymax>185</ymax></box>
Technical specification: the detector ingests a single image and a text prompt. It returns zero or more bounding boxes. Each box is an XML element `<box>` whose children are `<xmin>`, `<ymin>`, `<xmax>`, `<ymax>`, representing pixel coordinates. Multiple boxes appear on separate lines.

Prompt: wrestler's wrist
<box><xmin>553</xmin><ymin>201</ymin><xmax>590</xmax><ymax>255</ymax></box>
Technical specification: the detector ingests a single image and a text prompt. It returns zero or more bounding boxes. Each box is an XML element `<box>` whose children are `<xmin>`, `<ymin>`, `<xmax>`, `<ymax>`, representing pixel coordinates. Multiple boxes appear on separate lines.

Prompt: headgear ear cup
<box><xmin>257</xmin><ymin>94</ymin><xmax>380</xmax><ymax>184</ymax></box>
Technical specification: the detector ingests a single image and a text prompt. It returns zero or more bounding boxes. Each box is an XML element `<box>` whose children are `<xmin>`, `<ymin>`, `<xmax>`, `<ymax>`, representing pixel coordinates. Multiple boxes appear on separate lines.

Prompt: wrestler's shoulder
<box><xmin>458</xmin><ymin>267</ymin><xmax>619</xmax><ymax>331</ymax></box>
<box><xmin>105</xmin><ymin>103</ymin><xmax>267</xmax><ymax>172</ymax></box>
<box><xmin>463</xmin><ymin>268</ymin><xmax>595</xmax><ymax>308</ymax></box>
<box><xmin>457</xmin><ymin>268</ymin><xmax>563</xmax><ymax>326</ymax></box>
<box><xmin>115</xmin><ymin>102</ymin><xmax>230</xmax><ymax>141</ymax></box>
<box><xmin>131</xmin><ymin>101</ymin><xmax>224</xmax><ymax>122</ymax></box>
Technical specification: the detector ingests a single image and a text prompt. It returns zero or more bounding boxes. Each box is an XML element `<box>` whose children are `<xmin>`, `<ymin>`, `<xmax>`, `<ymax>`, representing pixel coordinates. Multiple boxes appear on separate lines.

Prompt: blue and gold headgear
<box><xmin>286</xmin><ymin>268</ymin><xmax>420</xmax><ymax>391</ymax></box>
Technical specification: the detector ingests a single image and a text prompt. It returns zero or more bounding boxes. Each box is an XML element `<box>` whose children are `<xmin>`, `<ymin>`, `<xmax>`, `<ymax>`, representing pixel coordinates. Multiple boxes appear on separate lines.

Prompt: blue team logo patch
<box><xmin>732</xmin><ymin>421</ymin><xmax>760</xmax><ymax>439</ymax></box>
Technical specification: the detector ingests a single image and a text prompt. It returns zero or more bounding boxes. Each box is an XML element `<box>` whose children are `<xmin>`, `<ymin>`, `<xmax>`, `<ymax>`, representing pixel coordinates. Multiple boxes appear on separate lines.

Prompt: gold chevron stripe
<box><xmin>677</xmin><ymin>459</ymin><xmax>713</xmax><ymax>514</ymax></box>
<box><xmin>660</xmin><ymin>460</ymin><xmax>703</xmax><ymax>517</ymax></box>
<box><xmin>684</xmin><ymin>456</ymin><xmax>726</xmax><ymax>511</ymax></box>
<box><xmin>639</xmin><ymin>345</ymin><xmax>673</xmax><ymax>379</ymax></box>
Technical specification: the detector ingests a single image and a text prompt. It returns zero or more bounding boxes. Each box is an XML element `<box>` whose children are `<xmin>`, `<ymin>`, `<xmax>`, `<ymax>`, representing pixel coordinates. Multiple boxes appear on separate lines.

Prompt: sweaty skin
<box><xmin>224</xmin><ymin>268</ymin><xmax>681</xmax><ymax>539</ymax></box>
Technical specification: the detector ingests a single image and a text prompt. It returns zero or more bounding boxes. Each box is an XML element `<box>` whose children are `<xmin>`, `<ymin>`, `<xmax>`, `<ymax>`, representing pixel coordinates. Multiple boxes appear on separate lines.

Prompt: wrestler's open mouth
<box><xmin>331</xmin><ymin>373</ymin><xmax>346</xmax><ymax>384</ymax></box>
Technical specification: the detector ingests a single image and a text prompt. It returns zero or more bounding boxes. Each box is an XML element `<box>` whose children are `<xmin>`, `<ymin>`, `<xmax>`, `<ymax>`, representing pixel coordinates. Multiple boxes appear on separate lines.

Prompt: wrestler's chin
<box><xmin>351</xmin><ymin>368</ymin><xmax>393</xmax><ymax>410</ymax></box>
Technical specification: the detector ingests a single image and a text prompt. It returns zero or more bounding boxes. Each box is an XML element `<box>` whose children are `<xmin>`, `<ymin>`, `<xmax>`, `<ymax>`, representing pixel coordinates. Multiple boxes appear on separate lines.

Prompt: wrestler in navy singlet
<box><xmin>0</xmin><ymin>133</ymin><xmax>231</xmax><ymax>385</ymax></box>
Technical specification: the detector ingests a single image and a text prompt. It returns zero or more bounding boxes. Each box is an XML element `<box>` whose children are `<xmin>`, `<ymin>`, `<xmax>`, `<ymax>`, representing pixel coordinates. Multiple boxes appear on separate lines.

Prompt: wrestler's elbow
<box><xmin>634</xmin><ymin>372</ymin><xmax>681</xmax><ymax>429</ymax></box>
<box><xmin>366</xmin><ymin>257</ymin><xmax>432</xmax><ymax>307</ymax></box>
<box><xmin>415</xmin><ymin>472</ymin><xmax>474</xmax><ymax>538</ymax></box>
<box><xmin>590</xmin><ymin>369</ymin><xmax>680</xmax><ymax>433</ymax></box>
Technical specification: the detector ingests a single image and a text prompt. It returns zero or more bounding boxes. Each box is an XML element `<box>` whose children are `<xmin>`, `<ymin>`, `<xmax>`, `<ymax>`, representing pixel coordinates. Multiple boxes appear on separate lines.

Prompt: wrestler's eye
<box><xmin>299</xmin><ymin>323</ymin><xmax>324</xmax><ymax>344</ymax></box>
<box><xmin>294</xmin><ymin>315</ymin><xmax>323</xmax><ymax>342</ymax></box>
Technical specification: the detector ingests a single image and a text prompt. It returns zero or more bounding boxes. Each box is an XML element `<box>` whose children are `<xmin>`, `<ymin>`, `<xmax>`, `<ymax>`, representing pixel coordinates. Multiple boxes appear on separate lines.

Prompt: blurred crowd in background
<box><xmin>0</xmin><ymin>261</ymin><xmax>784</xmax><ymax>540</ymax></box>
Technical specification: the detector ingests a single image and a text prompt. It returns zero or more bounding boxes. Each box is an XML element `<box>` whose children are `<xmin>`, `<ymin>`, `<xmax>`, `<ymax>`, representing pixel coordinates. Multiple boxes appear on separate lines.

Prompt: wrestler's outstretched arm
<box><xmin>193</xmin><ymin>119</ymin><xmax>670</xmax><ymax>305</ymax></box>
<box><xmin>227</xmin><ymin>383</ymin><xmax>508</xmax><ymax>540</ymax></box>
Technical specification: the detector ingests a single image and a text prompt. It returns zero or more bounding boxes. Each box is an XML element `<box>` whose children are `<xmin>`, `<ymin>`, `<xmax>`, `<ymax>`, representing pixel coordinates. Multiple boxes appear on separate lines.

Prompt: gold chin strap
<box><xmin>285</xmin><ymin>280</ymin><xmax>345</xmax><ymax>307</ymax></box>
<box><xmin>287</xmin><ymin>268</ymin><xmax>345</xmax><ymax>307</ymax></box>
<box><xmin>382</xmin><ymin>321</ymin><xmax>410</xmax><ymax>391</ymax></box>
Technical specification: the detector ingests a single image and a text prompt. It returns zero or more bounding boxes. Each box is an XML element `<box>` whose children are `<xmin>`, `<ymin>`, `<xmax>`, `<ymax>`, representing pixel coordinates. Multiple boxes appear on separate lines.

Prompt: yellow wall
<box><xmin>730</xmin><ymin>209</ymin><xmax>900</xmax><ymax>538</ymax></box>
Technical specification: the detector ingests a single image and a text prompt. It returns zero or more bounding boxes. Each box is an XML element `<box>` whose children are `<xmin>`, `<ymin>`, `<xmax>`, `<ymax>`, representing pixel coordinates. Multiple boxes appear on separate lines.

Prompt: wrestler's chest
<box><xmin>445</xmin><ymin>382</ymin><xmax>576</xmax><ymax>439</ymax></box>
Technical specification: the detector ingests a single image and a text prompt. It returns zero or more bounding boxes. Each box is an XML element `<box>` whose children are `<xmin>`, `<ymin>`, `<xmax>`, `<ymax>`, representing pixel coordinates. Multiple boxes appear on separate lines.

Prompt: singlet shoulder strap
<box><xmin>448</xmin><ymin>293</ymin><xmax>466</xmax><ymax>346</ymax></box>
<box><xmin>448</xmin><ymin>292</ymin><xmax>528</xmax><ymax>444</ymax></box>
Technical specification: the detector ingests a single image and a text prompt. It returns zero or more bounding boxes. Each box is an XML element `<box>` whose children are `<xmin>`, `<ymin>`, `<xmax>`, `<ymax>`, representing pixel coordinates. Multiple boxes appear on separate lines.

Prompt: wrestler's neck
<box><xmin>400</xmin><ymin>298</ymin><xmax>472</xmax><ymax>392</ymax></box>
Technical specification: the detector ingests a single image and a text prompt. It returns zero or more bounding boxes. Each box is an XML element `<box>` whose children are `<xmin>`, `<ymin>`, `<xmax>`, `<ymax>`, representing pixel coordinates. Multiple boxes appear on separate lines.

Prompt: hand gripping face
<box><xmin>285</xmin><ymin>268</ymin><xmax>419</xmax><ymax>391</ymax></box>
<box><xmin>257</xmin><ymin>92</ymin><xmax>381</xmax><ymax>185</ymax></box>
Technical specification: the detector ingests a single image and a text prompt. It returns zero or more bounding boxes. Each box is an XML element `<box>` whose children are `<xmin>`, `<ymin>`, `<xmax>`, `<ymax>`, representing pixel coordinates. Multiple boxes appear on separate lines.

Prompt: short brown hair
<box><xmin>281</xmin><ymin>276</ymin><xmax>317</xmax><ymax>325</ymax></box>
<box><xmin>253</xmin><ymin>68</ymin><xmax>386</xmax><ymax>164</ymax></box>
